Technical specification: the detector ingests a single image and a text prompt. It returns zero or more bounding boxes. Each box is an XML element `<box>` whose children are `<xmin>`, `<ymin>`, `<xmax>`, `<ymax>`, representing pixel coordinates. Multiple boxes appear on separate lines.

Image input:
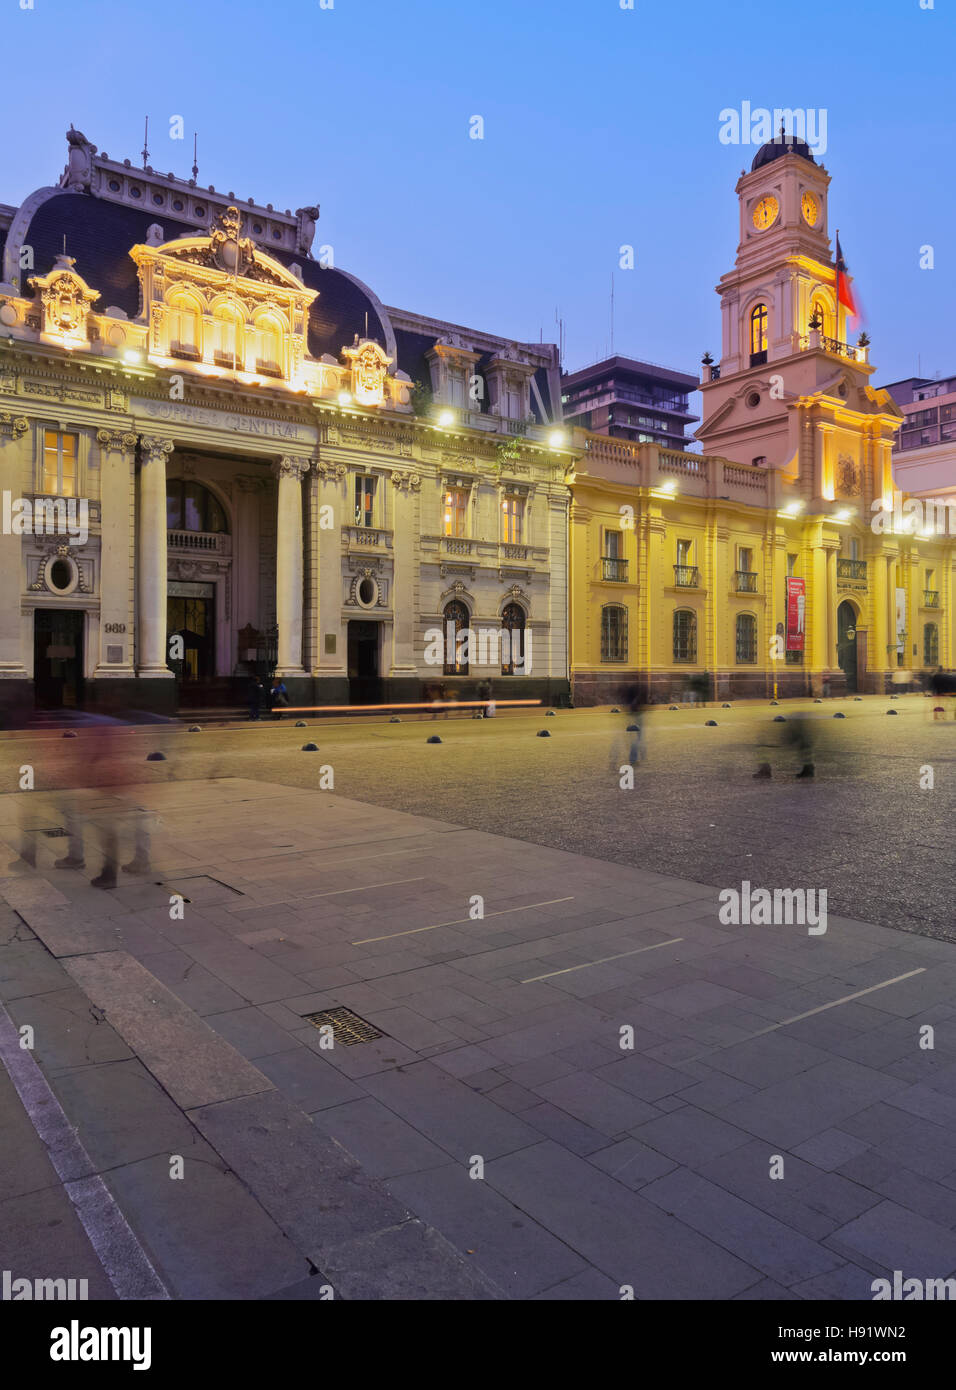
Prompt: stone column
<box><xmin>0</xmin><ymin>416</ymin><xmax>30</xmax><ymax>721</ymax></box>
<box><xmin>137</xmin><ymin>435</ymin><xmax>174</xmax><ymax>678</ymax></box>
<box><xmin>870</xmin><ymin>543</ymin><xmax>889</xmax><ymax>693</ymax></box>
<box><xmin>272</xmin><ymin>456</ymin><xmax>310</xmax><ymax>675</ymax></box>
<box><xmin>312</xmin><ymin>460</ymin><xmax>347</xmax><ymax>682</ymax></box>
<box><xmin>388</xmin><ymin>469</ymin><xmax>421</xmax><ymax>680</ymax></box>
<box><xmin>826</xmin><ymin>545</ymin><xmax>839</xmax><ymax>670</ymax></box>
<box><xmin>887</xmin><ymin>555</ymin><xmax>898</xmax><ymax>668</ymax></box>
<box><xmin>809</xmin><ymin>534</ymin><xmax>828</xmax><ymax>682</ymax></box>
<box><xmin>814</xmin><ymin>423</ymin><xmax>833</xmax><ymax>501</ymax></box>
<box><xmin>95</xmin><ymin>430</ymin><xmax>138</xmax><ymax>681</ymax></box>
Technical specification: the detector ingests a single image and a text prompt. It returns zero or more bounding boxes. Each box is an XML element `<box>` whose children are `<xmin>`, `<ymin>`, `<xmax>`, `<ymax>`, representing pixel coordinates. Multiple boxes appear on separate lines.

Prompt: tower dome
<box><xmin>751</xmin><ymin>126</ymin><xmax>816</xmax><ymax>171</ymax></box>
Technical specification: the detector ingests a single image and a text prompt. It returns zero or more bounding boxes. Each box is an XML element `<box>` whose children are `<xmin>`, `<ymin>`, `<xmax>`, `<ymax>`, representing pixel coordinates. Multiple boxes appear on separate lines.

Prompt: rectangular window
<box><xmin>601</xmin><ymin>606</ymin><xmax>627</xmax><ymax>662</ymax></box>
<box><xmin>502</xmin><ymin>495</ymin><xmax>524</xmax><ymax>545</ymax></box>
<box><xmin>42</xmin><ymin>431</ymin><xmax>78</xmax><ymax>497</ymax></box>
<box><xmin>677</xmin><ymin>538</ymin><xmax>692</xmax><ymax>566</ymax></box>
<box><xmin>787</xmin><ymin>553</ymin><xmax>798</xmax><ymax>576</ymax></box>
<box><xmin>848</xmin><ymin>537</ymin><xmax>859</xmax><ymax>560</ymax></box>
<box><xmin>604</xmin><ymin>529</ymin><xmax>621</xmax><ymax>560</ymax></box>
<box><xmin>443</xmin><ymin>488</ymin><xmax>469</xmax><ymax>538</ymax></box>
<box><xmin>738</xmin><ymin>546</ymin><xmax>753</xmax><ymax>572</ymax></box>
<box><xmin>354</xmin><ymin>475</ymin><xmax>377</xmax><ymax>527</ymax></box>
<box><xmin>673</xmin><ymin>609</ymin><xmax>697</xmax><ymax>663</ymax></box>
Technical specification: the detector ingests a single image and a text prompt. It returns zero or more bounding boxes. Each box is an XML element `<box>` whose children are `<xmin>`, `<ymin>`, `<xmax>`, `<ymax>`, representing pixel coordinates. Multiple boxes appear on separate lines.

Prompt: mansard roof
<box><xmin>6</xmin><ymin>132</ymin><xmax>561</xmax><ymax>422</ymax></box>
<box><xmin>20</xmin><ymin>191</ymin><xmax>392</xmax><ymax>360</ymax></box>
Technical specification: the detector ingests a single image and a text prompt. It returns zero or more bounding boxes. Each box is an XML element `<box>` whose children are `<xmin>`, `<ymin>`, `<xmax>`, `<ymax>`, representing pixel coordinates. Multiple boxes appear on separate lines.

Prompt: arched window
<box><xmin>736</xmin><ymin>612</ymin><xmax>758</xmax><ymax>664</ymax></box>
<box><xmin>501</xmin><ymin>602</ymin><xmax>526</xmax><ymax>675</ymax></box>
<box><xmin>168</xmin><ymin>293</ymin><xmax>201</xmax><ymax>359</ymax></box>
<box><xmin>924</xmin><ymin>622</ymin><xmax>939</xmax><ymax>666</ymax></box>
<box><xmin>254</xmin><ymin>314</ymin><xmax>283</xmax><ymax>376</ymax></box>
<box><xmin>673</xmin><ymin>609</ymin><xmax>697</xmax><ymax>663</ymax></box>
<box><xmin>213</xmin><ymin>304</ymin><xmax>244</xmax><ymax>367</ymax></box>
<box><xmin>443</xmin><ymin>599</ymin><xmax>470</xmax><ymax>676</ymax></box>
<box><xmin>601</xmin><ymin>605</ymin><xmax>627</xmax><ymax>663</ymax></box>
<box><xmin>809</xmin><ymin>297</ymin><xmax>830</xmax><ymax>337</ymax></box>
<box><xmin>750</xmin><ymin>303</ymin><xmax>768</xmax><ymax>363</ymax></box>
<box><xmin>166</xmin><ymin>481</ymin><xmax>228</xmax><ymax>535</ymax></box>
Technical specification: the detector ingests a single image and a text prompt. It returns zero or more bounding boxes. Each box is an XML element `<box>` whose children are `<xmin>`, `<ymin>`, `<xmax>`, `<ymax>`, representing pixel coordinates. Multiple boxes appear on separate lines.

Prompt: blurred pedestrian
<box><xmin>785</xmin><ymin>711</ymin><xmax>815</xmax><ymax>780</ymax></box>
<box><xmin>248</xmin><ymin>675</ymin><xmax>264</xmax><ymax>720</ymax></box>
<box><xmin>269</xmin><ymin>677</ymin><xmax>288</xmax><ymax>720</ymax></box>
<box><xmin>891</xmin><ymin>666</ymin><xmax>911</xmax><ymax>695</ymax></box>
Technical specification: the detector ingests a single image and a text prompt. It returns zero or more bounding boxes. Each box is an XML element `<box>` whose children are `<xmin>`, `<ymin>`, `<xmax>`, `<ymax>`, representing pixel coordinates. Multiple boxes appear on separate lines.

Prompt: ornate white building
<box><xmin>0</xmin><ymin>131</ymin><xmax>571</xmax><ymax>719</ymax></box>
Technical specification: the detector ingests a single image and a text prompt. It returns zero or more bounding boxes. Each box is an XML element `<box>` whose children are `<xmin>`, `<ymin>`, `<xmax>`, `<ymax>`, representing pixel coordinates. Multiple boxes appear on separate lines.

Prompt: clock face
<box><xmin>752</xmin><ymin>195</ymin><xmax>779</xmax><ymax>231</ymax></box>
<box><xmin>802</xmin><ymin>191</ymin><xmax>819</xmax><ymax>226</ymax></box>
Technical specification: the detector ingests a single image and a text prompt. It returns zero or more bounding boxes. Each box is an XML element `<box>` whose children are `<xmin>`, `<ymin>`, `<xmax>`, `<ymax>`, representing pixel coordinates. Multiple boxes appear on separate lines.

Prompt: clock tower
<box><xmin>695</xmin><ymin>131</ymin><xmax>916</xmax><ymax>699</ymax></box>
<box><xmin>696</xmin><ymin>130</ymin><xmax>899</xmax><ymax>514</ymax></box>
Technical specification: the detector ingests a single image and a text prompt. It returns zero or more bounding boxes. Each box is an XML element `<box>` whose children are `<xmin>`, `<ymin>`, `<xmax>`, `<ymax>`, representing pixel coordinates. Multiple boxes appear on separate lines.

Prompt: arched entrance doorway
<box><xmin>837</xmin><ymin>600</ymin><xmax>859</xmax><ymax>693</ymax></box>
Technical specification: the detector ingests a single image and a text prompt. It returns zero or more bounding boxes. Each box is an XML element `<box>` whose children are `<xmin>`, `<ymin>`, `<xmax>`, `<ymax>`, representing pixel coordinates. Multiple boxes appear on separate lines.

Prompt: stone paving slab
<box><xmin>4</xmin><ymin>776</ymin><xmax>956</xmax><ymax>1299</ymax></box>
<box><xmin>61</xmin><ymin>952</ymin><xmax>274</xmax><ymax>1111</ymax></box>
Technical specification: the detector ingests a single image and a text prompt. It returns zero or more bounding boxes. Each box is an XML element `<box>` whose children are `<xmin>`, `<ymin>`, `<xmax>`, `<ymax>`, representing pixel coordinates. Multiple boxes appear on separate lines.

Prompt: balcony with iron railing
<box><xmin>837</xmin><ymin>558</ymin><xmax>867</xmax><ymax>580</ymax></box>
<box><xmin>735</xmin><ymin>570</ymin><xmax>758</xmax><ymax>592</ymax></box>
<box><xmin>602</xmin><ymin>557</ymin><xmax>628</xmax><ymax>582</ymax></box>
<box><xmin>674</xmin><ymin>564</ymin><xmax>701</xmax><ymax>588</ymax></box>
<box><xmin>923</xmin><ymin>590</ymin><xmax>941</xmax><ymax>608</ymax></box>
<box><xmin>799</xmin><ymin>333</ymin><xmax>868</xmax><ymax>364</ymax></box>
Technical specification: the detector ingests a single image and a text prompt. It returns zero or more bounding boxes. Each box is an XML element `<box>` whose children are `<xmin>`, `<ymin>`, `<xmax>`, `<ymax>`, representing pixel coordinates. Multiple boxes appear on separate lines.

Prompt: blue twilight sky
<box><xmin>1</xmin><ymin>0</ymin><xmax>952</xmax><ymax>401</ymax></box>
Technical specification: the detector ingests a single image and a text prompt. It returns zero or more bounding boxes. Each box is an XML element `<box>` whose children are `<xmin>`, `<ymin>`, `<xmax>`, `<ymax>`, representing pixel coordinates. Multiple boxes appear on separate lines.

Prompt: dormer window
<box><xmin>254</xmin><ymin>313</ymin><xmax>283</xmax><ymax>376</ymax></box>
<box><xmin>750</xmin><ymin>304</ymin><xmax>768</xmax><ymax>365</ymax></box>
<box><xmin>213</xmin><ymin>304</ymin><xmax>244</xmax><ymax>368</ymax></box>
<box><xmin>168</xmin><ymin>292</ymin><xmax>201</xmax><ymax>359</ymax></box>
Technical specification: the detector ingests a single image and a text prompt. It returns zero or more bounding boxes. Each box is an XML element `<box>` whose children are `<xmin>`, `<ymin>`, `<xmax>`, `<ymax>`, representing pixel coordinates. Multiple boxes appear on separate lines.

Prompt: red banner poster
<box><xmin>786</xmin><ymin>577</ymin><xmax>806</xmax><ymax>652</ymax></box>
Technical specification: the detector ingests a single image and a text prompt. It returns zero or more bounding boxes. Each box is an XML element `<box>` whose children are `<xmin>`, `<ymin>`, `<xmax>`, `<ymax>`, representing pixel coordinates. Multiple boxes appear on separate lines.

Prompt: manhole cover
<box><xmin>38</xmin><ymin>828</ymin><xmax>69</xmax><ymax>838</ymax></box>
<box><xmin>301</xmin><ymin>1006</ymin><xmax>385</xmax><ymax>1046</ymax></box>
<box><xmin>160</xmin><ymin>875</ymin><xmax>243</xmax><ymax>905</ymax></box>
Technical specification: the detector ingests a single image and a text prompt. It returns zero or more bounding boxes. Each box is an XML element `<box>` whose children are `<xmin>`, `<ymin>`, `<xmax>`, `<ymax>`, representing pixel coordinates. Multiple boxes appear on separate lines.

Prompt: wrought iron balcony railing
<box><xmin>674</xmin><ymin>564</ymin><xmax>700</xmax><ymax>587</ymax></box>
<box><xmin>602</xmin><ymin>557</ymin><xmax>628</xmax><ymax>582</ymax></box>
<box><xmin>924</xmin><ymin>590</ymin><xmax>940</xmax><ymax>608</ymax></box>
<box><xmin>735</xmin><ymin>570</ymin><xmax>758</xmax><ymax>592</ymax></box>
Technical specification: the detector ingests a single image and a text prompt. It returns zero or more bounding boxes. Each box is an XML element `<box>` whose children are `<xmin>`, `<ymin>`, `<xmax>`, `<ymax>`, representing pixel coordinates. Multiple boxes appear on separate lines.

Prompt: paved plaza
<box><xmin>2</xmin><ymin>752</ymin><xmax>956</xmax><ymax>1299</ymax></box>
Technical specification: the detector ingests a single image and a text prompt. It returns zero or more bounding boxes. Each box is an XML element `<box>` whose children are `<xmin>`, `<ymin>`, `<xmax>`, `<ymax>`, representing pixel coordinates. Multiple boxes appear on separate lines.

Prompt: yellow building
<box><xmin>569</xmin><ymin>134</ymin><xmax>954</xmax><ymax>703</ymax></box>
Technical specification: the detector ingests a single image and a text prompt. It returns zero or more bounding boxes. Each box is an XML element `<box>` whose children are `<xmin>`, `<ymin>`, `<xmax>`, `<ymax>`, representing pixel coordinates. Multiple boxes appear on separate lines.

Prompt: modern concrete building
<box><xmin>561</xmin><ymin>355</ymin><xmax>698</xmax><ymax>451</ymax></box>
<box><xmin>0</xmin><ymin>130</ymin><xmax>572</xmax><ymax>720</ymax></box>
<box><xmin>883</xmin><ymin>373</ymin><xmax>956</xmax><ymax>510</ymax></box>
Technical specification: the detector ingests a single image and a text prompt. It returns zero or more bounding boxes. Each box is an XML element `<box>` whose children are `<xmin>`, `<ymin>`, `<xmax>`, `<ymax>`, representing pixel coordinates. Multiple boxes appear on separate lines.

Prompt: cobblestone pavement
<box><xmin>2</xmin><ymin>693</ymin><xmax>950</xmax><ymax>939</ymax></box>
<box><xmin>2</xmin><ymin>775</ymin><xmax>955</xmax><ymax>1300</ymax></box>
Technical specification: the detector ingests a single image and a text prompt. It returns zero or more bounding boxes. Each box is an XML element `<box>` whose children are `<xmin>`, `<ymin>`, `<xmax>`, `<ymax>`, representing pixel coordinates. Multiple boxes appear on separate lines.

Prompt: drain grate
<box><xmin>301</xmin><ymin>1006</ymin><xmax>385</xmax><ymax>1046</ymax></box>
<box><xmin>39</xmin><ymin>828</ymin><xmax>69</xmax><ymax>838</ymax></box>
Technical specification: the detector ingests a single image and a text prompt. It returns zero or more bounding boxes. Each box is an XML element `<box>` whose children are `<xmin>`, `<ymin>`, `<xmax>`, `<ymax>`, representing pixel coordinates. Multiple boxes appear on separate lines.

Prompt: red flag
<box><xmin>835</xmin><ymin>234</ymin><xmax>859</xmax><ymax>319</ymax></box>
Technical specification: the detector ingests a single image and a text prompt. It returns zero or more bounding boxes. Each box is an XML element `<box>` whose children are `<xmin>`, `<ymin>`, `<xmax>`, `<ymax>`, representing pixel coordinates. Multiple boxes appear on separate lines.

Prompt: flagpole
<box><xmin>835</xmin><ymin>228</ymin><xmax>840</xmax><ymax>345</ymax></box>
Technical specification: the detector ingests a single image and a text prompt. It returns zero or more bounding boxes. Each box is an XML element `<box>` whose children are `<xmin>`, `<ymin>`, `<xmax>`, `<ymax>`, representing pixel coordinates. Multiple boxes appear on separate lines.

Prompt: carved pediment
<box><xmin>342</xmin><ymin>336</ymin><xmax>393</xmax><ymax>407</ymax></box>
<box><xmin>28</xmin><ymin>255</ymin><xmax>100</xmax><ymax>346</ymax></box>
<box><xmin>131</xmin><ymin>206</ymin><xmax>316</xmax><ymax>297</ymax></box>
